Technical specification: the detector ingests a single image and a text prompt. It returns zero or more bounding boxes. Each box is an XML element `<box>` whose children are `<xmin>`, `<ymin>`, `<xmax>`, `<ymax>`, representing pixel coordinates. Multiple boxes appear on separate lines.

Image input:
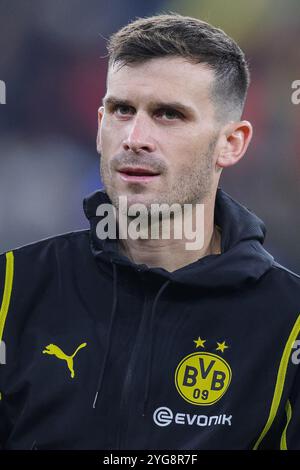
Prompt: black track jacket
<box><xmin>0</xmin><ymin>188</ymin><xmax>300</xmax><ymax>450</ymax></box>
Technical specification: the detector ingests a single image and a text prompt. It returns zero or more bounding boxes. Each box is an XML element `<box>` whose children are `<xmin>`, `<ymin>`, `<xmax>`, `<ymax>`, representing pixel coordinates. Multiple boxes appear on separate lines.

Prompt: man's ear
<box><xmin>96</xmin><ymin>106</ymin><xmax>104</xmax><ymax>154</ymax></box>
<box><xmin>216</xmin><ymin>120</ymin><xmax>253</xmax><ymax>169</ymax></box>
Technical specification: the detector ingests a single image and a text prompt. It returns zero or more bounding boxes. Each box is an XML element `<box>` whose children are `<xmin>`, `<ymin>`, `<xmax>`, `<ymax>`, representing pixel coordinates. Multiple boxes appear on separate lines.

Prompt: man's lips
<box><xmin>117</xmin><ymin>166</ymin><xmax>161</xmax><ymax>183</ymax></box>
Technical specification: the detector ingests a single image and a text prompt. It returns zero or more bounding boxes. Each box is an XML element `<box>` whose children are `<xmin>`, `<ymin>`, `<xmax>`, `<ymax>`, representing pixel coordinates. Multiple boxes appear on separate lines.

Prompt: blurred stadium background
<box><xmin>0</xmin><ymin>0</ymin><xmax>299</xmax><ymax>272</ymax></box>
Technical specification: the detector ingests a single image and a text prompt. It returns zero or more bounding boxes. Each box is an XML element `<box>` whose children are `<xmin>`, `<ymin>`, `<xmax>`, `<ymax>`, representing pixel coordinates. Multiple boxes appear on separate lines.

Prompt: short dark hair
<box><xmin>107</xmin><ymin>13</ymin><xmax>250</xmax><ymax>121</ymax></box>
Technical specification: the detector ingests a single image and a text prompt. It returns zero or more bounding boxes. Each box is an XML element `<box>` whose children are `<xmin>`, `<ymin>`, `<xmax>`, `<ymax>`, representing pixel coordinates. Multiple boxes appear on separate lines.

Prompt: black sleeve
<box><xmin>282</xmin><ymin>365</ymin><xmax>300</xmax><ymax>449</ymax></box>
<box><xmin>0</xmin><ymin>253</ymin><xmax>7</xmax><ymax>448</ymax></box>
<box><xmin>0</xmin><ymin>252</ymin><xmax>13</xmax><ymax>449</ymax></box>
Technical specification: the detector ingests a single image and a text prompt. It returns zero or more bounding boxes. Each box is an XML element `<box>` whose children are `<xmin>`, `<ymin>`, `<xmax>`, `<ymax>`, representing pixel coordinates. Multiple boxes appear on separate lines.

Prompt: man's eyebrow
<box><xmin>102</xmin><ymin>96</ymin><xmax>196</xmax><ymax>115</ymax></box>
<box><xmin>102</xmin><ymin>96</ymin><xmax>131</xmax><ymax>107</ymax></box>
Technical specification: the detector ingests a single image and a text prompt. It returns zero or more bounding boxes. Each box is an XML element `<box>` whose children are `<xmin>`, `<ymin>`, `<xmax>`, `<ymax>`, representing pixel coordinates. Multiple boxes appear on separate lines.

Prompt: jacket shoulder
<box><xmin>0</xmin><ymin>230</ymin><xmax>91</xmax><ymax>298</ymax></box>
<box><xmin>0</xmin><ymin>229</ymin><xmax>90</xmax><ymax>258</ymax></box>
<box><xmin>261</xmin><ymin>261</ymin><xmax>300</xmax><ymax>311</ymax></box>
<box><xmin>271</xmin><ymin>261</ymin><xmax>300</xmax><ymax>282</ymax></box>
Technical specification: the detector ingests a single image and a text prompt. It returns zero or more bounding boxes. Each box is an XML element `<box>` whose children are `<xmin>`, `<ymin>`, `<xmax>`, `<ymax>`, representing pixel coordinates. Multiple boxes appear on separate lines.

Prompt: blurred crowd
<box><xmin>0</xmin><ymin>0</ymin><xmax>299</xmax><ymax>272</ymax></box>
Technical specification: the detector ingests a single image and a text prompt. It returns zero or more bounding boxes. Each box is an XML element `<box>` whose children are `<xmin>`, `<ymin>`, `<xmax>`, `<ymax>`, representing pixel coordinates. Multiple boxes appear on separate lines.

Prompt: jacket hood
<box><xmin>83</xmin><ymin>188</ymin><xmax>274</xmax><ymax>290</ymax></box>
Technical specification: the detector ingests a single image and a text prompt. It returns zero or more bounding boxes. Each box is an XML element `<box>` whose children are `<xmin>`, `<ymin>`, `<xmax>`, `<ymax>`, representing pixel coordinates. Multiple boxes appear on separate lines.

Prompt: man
<box><xmin>0</xmin><ymin>13</ymin><xmax>300</xmax><ymax>450</ymax></box>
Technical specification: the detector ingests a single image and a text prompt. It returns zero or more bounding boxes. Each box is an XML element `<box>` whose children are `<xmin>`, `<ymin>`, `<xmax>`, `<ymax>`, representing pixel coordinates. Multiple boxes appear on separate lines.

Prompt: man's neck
<box><xmin>117</xmin><ymin>198</ymin><xmax>221</xmax><ymax>272</ymax></box>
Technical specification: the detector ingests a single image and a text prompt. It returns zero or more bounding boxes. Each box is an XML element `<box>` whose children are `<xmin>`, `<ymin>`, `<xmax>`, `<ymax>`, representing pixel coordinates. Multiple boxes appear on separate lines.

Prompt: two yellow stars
<box><xmin>193</xmin><ymin>337</ymin><xmax>229</xmax><ymax>353</ymax></box>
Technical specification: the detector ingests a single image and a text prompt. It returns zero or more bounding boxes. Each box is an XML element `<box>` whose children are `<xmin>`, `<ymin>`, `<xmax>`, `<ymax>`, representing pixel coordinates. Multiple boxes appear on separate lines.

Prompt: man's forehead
<box><xmin>107</xmin><ymin>57</ymin><xmax>213</xmax><ymax>83</ymax></box>
<box><xmin>106</xmin><ymin>57</ymin><xmax>214</xmax><ymax>105</ymax></box>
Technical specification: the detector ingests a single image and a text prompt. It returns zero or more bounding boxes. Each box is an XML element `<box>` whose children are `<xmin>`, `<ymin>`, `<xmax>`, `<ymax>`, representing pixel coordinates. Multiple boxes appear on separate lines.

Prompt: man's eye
<box><xmin>114</xmin><ymin>105</ymin><xmax>133</xmax><ymax>116</ymax></box>
<box><xmin>156</xmin><ymin>109</ymin><xmax>182</xmax><ymax>120</ymax></box>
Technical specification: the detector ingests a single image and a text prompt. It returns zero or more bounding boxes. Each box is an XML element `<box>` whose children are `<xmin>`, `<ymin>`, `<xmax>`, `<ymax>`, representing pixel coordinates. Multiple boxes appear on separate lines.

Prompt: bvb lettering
<box><xmin>175</xmin><ymin>352</ymin><xmax>232</xmax><ymax>406</ymax></box>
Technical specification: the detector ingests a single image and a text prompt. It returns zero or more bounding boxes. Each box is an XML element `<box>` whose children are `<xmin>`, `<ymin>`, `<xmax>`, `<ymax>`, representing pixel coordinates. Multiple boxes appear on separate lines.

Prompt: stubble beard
<box><xmin>100</xmin><ymin>136</ymin><xmax>217</xmax><ymax>215</ymax></box>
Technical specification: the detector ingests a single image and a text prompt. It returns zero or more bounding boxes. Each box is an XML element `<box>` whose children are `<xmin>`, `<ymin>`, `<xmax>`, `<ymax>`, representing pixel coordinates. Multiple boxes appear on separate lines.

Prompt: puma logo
<box><xmin>42</xmin><ymin>342</ymin><xmax>87</xmax><ymax>378</ymax></box>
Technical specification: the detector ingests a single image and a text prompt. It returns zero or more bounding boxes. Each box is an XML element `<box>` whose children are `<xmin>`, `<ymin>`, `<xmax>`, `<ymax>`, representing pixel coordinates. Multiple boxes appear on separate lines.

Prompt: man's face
<box><xmin>98</xmin><ymin>57</ymin><xmax>222</xmax><ymax>210</ymax></box>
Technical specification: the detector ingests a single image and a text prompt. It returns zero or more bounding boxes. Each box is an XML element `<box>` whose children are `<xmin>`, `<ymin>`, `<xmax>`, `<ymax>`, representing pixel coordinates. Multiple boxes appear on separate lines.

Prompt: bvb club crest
<box><xmin>175</xmin><ymin>337</ymin><xmax>232</xmax><ymax>406</ymax></box>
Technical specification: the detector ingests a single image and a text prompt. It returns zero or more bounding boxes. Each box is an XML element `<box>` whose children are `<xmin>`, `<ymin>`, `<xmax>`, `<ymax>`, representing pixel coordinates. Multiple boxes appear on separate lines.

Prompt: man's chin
<box><xmin>122</xmin><ymin>194</ymin><xmax>158</xmax><ymax>210</ymax></box>
<box><xmin>110</xmin><ymin>190</ymin><xmax>164</xmax><ymax>211</ymax></box>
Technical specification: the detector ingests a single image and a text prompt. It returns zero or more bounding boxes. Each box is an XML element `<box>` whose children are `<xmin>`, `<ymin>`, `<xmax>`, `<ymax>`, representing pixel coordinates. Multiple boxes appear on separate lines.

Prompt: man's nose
<box><xmin>122</xmin><ymin>114</ymin><xmax>156</xmax><ymax>153</ymax></box>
